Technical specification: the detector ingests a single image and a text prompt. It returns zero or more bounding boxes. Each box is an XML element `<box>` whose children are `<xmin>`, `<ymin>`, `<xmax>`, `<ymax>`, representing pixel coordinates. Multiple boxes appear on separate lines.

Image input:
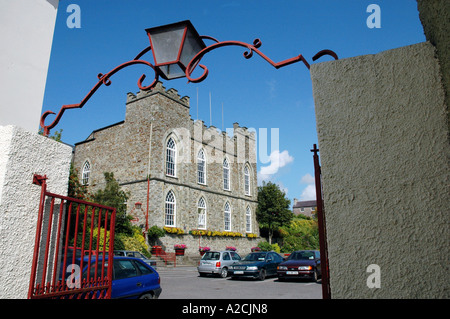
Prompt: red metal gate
<box><xmin>28</xmin><ymin>174</ymin><xmax>116</xmax><ymax>299</ymax></box>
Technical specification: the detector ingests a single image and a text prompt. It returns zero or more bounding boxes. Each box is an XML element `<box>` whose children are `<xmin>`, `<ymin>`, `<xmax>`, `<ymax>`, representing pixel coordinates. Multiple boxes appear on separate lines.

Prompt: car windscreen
<box><xmin>288</xmin><ymin>251</ymin><xmax>315</xmax><ymax>260</ymax></box>
<box><xmin>201</xmin><ymin>252</ymin><xmax>220</xmax><ymax>260</ymax></box>
<box><xmin>242</xmin><ymin>253</ymin><xmax>266</xmax><ymax>261</ymax></box>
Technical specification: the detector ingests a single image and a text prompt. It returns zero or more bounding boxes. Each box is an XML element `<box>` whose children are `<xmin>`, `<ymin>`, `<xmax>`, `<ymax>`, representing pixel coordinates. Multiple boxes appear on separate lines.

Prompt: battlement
<box><xmin>126</xmin><ymin>81</ymin><xmax>190</xmax><ymax>107</ymax></box>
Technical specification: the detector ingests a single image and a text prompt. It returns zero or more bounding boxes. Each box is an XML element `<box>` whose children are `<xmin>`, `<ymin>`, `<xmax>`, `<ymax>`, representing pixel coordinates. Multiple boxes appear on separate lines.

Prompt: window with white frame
<box><xmin>244</xmin><ymin>164</ymin><xmax>251</xmax><ymax>195</ymax></box>
<box><xmin>164</xmin><ymin>190</ymin><xmax>176</xmax><ymax>226</ymax></box>
<box><xmin>81</xmin><ymin>161</ymin><xmax>90</xmax><ymax>186</ymax></box>
<box><xmin>246</xmin><ymin>206</ymin><xmax>252</xmax><ymax>233</ymax></box>
<box><xmin>224</xmin><ymin>201</ymin><xmax>231</xmax><ymax>231</ymax></box>
<box><xmin>166</xmin><ymin>137</ymin><xmax>176</xmax><ymax>177</ymax></box>
<box><xmin>198</xmin><ymin>197</ymin><xmax>206</xmax><ymax>229</ymax></box>
<box><xmin>197</xmin><ymin>149</ymin><xmax>206</xmax><ymax>184</ymax></box>
<box><xmin>223</xmin><ymin>158</ymin><xmax>230</xmax><ymax>190</ymax></box>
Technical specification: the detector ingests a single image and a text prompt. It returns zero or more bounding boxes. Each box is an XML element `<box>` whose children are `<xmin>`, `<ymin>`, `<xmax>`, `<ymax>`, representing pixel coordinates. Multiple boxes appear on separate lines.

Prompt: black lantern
<box><xmin>146</xmin><ymin>20</ymin><xmax>206</xmax><ymax>80</ymax></box>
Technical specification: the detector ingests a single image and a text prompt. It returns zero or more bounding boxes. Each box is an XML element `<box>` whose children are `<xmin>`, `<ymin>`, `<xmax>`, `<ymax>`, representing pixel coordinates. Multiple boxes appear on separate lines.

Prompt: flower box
<box><xmin>199</xmin><ymin>246</ymin><xmax>210</xmax><ymax>256</ymax></box>
<box><xmin>174</xmin><ymin>244</ymin><xmax>187</xmax><ymax>256</ymax></box>
<box><xmin>151</xmin><ymin>245</ymin><xmax>162</xmax><ymax>255</ymax></box>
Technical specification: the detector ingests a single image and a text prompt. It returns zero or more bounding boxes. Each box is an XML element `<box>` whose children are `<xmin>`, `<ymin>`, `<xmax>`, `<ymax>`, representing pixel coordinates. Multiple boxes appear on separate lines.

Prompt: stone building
<box><xmin>73</xmin><ymin>82</ymin><xmax>259</xmax><ymax>257</ymax></box>
<box><xmin>292</xmin><ymin>199</ymin><xmax>316</xmax><ymax>218</ymax></box>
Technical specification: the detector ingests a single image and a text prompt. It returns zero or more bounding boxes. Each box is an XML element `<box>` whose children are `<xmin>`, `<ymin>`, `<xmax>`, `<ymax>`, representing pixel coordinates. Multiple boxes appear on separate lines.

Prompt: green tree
<box><xmin>38</xmin><ymin>128</ymin><xmax>63</xmax><ymax>142</ymax></box>
<box><xmin>256</xmin><ymin>181</ymin><xmax>293</xmax><ymax>244</ymax></box>
<box><xmin>92</xmin><ymin>172</ymin><xmax>133</xmax><ymax>235</ymax></box>
<box><xmin>279</xmin><ymin>215</ymin><xmax>319</xmax><ymax>252</ymax></box>
<box><xmin>68</xmin><ymin>163</ymin><xmax>88</xmax><ymax>200</ymax></box>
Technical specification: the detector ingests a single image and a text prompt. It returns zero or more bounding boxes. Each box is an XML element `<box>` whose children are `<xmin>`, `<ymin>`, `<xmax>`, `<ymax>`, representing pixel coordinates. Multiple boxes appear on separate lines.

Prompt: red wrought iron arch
<box><xmin>39</xmin><ymin>28</ymin><xmax>338</xmax><ymax>137</ymax></box>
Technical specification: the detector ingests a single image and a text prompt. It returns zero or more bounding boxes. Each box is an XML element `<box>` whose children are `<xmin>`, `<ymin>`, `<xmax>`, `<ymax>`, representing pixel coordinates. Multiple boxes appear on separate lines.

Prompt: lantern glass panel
<box><xmin>150</xmin><ymin>25</ymin><xmax>185</xmax><ymax>65</ymax></box>
<box><xmin>158</xmin><ymin>64</ymin><xmax>185</xmax><ymax>80</ymax></box>
<box><xmin>180</xmin><ymin>28</ymin><xmax>205</xmax><ymax>67</ymax></box>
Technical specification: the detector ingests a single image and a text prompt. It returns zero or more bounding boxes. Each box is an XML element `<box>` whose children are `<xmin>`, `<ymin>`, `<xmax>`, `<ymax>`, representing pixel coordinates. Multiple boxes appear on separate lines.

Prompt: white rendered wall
<box><xmin>0</xmin><ymin>125</ymin><xmax>72</xmax><ymax>299</ymax></box>
<box><xmin>311</xmin><ymin>42</ymin><xmax>450</xmax><ymax>298</ymax></box>
<box><xmin>0</xmin><ymin>0</ymin><xmax>59</xmax><ymax>133</ymax></box>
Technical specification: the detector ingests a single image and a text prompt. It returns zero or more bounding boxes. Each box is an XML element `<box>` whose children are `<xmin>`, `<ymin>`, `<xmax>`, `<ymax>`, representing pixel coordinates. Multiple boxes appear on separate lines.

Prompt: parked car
<box><xmin>229</xmin><ymin>251</ymin><xmax>284</xmax><ymax>280</ymax></box>
<box><xmin>277</xmin><ymin>250</ymin><xmax>321</xmax><ymax>282</ymax></box>
<box><xmin>114</xmin><ymin>250</ymin><xmax>157</xmax><ymax>268</ymax></box>
<box><xmin>80</xmin><ymin>256</ymin><xmax>162</xmax><ymax>299</ymax></box>
<box><xmin>198</xmin><ymin>250</ymin><xmax>242</xmax><ymax>278</ymax></box>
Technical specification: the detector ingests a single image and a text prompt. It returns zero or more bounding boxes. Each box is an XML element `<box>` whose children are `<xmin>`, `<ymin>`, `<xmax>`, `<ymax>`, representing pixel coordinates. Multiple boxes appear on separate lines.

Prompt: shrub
<box><xmin>116</xmin><ymin>228</ymin><xmax>150</xmax><ymax>258</ymax></box>
<box><xmin>257</xmin><ymin>241</ymin><xmax>280</xmax><ymax>253</ymax></box>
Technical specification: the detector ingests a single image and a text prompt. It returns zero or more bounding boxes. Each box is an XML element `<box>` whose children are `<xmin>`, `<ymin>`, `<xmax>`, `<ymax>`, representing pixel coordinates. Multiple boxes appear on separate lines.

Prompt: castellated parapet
<box><xmin>73</xmin><ymin>82</ymin><xmax>259</xmax><ymax>257</ymax></box>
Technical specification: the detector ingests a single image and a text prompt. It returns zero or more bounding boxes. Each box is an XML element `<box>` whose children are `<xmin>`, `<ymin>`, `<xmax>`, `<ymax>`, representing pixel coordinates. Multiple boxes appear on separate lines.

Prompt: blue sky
<box><xmin>42</xmin><ymin>0</ymin><xmax>425</xmax><ymax>207</ymax></box>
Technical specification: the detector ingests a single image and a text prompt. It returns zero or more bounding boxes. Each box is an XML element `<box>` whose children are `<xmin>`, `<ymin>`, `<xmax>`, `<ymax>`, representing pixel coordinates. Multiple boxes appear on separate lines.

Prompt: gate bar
<box><xmin>311</xmin><ymin>144</ymin><xmax>331</xmax><ymax>299</ymax></box>
<box><xmin>28</xmin><ymin>174</ymin><xmax>48</xmax><ymax>299</ymax></box>
<box><xmin>29</xmin><ymin>175</ymin><xmax>116</xmax><ymax>299</ymax></box>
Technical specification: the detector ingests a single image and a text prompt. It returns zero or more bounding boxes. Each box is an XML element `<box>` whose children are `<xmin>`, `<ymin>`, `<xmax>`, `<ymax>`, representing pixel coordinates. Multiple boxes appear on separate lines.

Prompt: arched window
<box><xmin>164</xmin><ymin>190</ymin><xmax>176</xmax><ymax>226</ymax></box>
<box><xmin>198</xmin><ymin>197</ymin><xmax>206</xmax><ymax>229</ymax></box>
<box><xmin>224</xmin><ymin>201</ymin><xmax>231</xmax><ymax>231</ymax></box>
<box><xmin>81</xmin><ymin>161</ymin><xmax>90</xmax><ymax>186</ymax></box>
<box><xmin>223</xmin><ymin>158</ymin><xmax>230</xmax><ymax>191</ymax></box>
<box><xmin>244</xmin><ymin>164</ymin><xmax>251</xmax><ymax>196</ymax></box>
<box><xmin>246</xmin><ymin>206</ymin><xmax>252</xmax><ymax>233</ymax></box>
<box><xmin>197</xmin><ymin>149</ymin><xmax>206</xmax><ymax>184</ymax></box>
<box><xmin>166</xmin><ymin>137</ymin><xmax>176</xmax><ymax>177</ymax></box>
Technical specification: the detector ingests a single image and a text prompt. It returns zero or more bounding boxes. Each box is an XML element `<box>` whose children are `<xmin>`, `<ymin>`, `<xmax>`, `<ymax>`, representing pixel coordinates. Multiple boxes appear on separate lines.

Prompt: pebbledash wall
<box><xmin>0</xmin><ymin>125</ymin><xmax>72</xmax><ymax>299</ymax></box>
<box><xmin>73</xmin><ymin>82</ymin><xmax>260</xmax><ymax>256</ymax></box>
<box><xmin>311</xmin><ymin>41</ymin><xmax>449</xmax><ymax>298</ymax></box>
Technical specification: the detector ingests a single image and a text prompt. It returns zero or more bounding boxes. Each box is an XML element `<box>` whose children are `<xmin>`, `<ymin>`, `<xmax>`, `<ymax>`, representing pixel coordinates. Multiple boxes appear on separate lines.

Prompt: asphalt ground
<box><xmin>157</xmin><ymin>266</ymin><xmax>322</xmax><ymax>299</ymax></box>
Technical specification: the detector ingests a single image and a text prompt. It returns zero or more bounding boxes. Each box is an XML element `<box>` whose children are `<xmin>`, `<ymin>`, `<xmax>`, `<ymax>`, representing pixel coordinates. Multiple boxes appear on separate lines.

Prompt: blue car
<box><xmin>77</xmin><ymin>256</ymin><xmax>161</xmax><ymax>299</ymax></box>
<box><xmin>229</xmin><ymin>251</ymin><xmax>284</xmax><ymax>280</ymax></box>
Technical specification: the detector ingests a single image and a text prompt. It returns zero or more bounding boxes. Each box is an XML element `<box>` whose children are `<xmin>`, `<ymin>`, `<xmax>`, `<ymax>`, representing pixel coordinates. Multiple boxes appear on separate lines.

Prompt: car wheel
<box><xmin>313</xmin><ymin>270</ymin><xmax>319</xmax><ymax>282</ymax></box>
<box><xmin>139</xmin><ymin>293</ymin><xmax>155</xmax><ymax>299</ymax></box>
<box><xmin>258</xmin><ymin>269</ymin><xmax>266</xmax><ymax>281</ymax></box>
<box><xmin>220</xmin><ymin>267</ymin><xmax>228</xmax><ymax>278</ymax></box>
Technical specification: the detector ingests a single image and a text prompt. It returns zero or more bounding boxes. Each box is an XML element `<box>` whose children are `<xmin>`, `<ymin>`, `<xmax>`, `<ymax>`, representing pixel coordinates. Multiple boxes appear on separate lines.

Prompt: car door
<box><xmin>132</xmin><ymin>259</ymin><xmax>159</xmax><ymax>295</ymax></box>
<box><xmin>265</xmin><ymin>253</ymin><xmax>278</xmax><ymax>275</ymax></box>
<box><xmin>315</xmin><ymin>251</ymin><xmax>321</xmax><ymax>276</ymax></box>
<box><xmin>112</xmin><ymin>259</ymin><xmax>144</xmax><ymax>298</ymax></box>
<box><xmin>222</xmin><ymin>252</ymin><xmax>232</xmax><ymax>267</ymax></box>
<box><xmin>230</xmin><ymin>251</ymin><xmax>241</xmax><ymax>266</ymax></box>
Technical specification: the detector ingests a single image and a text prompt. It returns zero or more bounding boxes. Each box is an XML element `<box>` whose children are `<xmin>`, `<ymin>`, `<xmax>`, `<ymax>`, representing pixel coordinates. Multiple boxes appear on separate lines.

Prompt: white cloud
<box><xmin>258</xmin><ymin>150</ymin><xmax>294</xmax><ymax>182</ymax></box>
<box><xmin>299</xmin><ymin>173</ymin><xmax>316</xmax><ymax>200</ymax></box>
<box><xmin>300</xmin><ymin>184</ymin><xmax>316</xmax><ymax>201</ymax></box>
<box><xmin>300</xmin><ymin>173</ymin><xmax>315</xmax><ymax>184</ymax></box>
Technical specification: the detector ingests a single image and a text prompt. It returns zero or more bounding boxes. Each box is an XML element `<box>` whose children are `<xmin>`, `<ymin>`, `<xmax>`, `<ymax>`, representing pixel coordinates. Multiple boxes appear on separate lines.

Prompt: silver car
<box><xmin>114</xmin><ymin>250</ymin><xmax>157</xmax><ymax>269</ymax></box>
<box><xmin>198</xmin><ymin>250</ymin><xmax>241</xmax><ymax>278</ymax></box>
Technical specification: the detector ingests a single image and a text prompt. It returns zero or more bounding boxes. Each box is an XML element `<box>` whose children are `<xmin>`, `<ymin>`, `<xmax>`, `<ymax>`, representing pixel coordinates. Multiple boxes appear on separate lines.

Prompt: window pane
<box><xmin>246</xmin><ymin>206</ymin><xmax>252</xmax><ymax>233</ymax></box>
<box><xmin>165</xmin><ymin>191</ymin><xmax>175</xmax><ymax>226</ymax></box>
<box><xmin>198</xmin><ymin>197</ymin><xmax>206</xmax><ymax>229</ymax></box>
<box><xmin>223</xmin><ymin>158</ymin><xmax>230</xmax><ymax>190</ymax></box>
<box><xmin>134</xmin><ymin>260</ymin><xmax>153</xmax><ymax>275</ymax></box>
<box><xmin>114</xmin><ymin>260</ymin><xmax>138</xmax><ymax>280</ymax></box>
<box><xmin>166</xmin><ymin>138</ymin><xmax>176</xmax><ymax>176</ymax></box>
<box><xmin>82</xmin><ymin>161</ymin><xmax>90</xmax><ymax>186</ymax></box>
<box><xmin>244</xmin><ymin>165</ymin><xmax>250</xmax><ymax>195</ymax></box>
<box><xmin>197</xmin><ymin>149</ymin><xmax>205</xmax><ymax>184</ymax></box>
<box><xmin>224</xmin><ymin>202</ymin><xmax>231</xmax><ymax>231</ymax></box>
